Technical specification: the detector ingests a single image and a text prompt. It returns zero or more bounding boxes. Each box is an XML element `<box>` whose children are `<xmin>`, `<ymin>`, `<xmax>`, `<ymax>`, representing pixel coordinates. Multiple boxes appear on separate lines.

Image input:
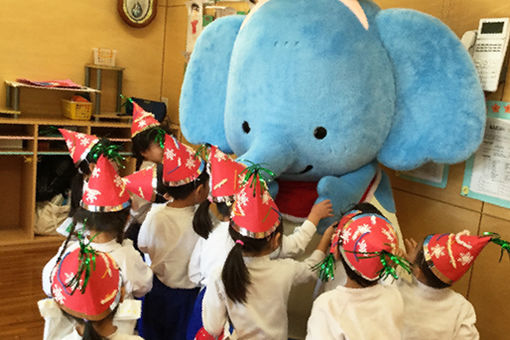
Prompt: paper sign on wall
<box><xmin>397</xmin><ymin>162</ymin><xmax>449</xmax><ymax>189</ymax></box>
<box><xmin>462</xmin><ymin>100</ymin><xmax>510</xmax><ymax>208</ymax></box>
<box><xmin>186</xmin><ymin>1</ymin><xmax>204</xmax><ymax>54</ymax></box>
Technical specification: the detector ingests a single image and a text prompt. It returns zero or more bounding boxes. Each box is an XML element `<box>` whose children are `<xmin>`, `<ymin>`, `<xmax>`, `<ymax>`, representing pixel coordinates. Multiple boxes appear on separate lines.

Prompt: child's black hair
<box><xmin>157</xmin><ymin>168</ymin><xmax>209</xmax><ymax>201</ymax></box>
<box><xmin>339</xmin><ymin>253</ymin><xmax>378</xmax><ymax>287</ymax></box>
<box><xmin>342</xmin><ymin>202</ymin><xmax>384</xmax><ymax>217</ymax></box>
<box><xmin>222</xmin><ymin>223</ymin><xmax>283</xmax><ymax>304</ymax></box>
<box><xmin>193</xmin><ymin>200</ymin><xmax>232</xmax><ymax>239</ymax></box>
<box><xmin>73</xmin><ymin>206</ymin><xmax>130</xmax><ymax>244</ymax></box>
<box><xmin>132</xmin><ymin>127</ymin><xmax>165</xmax><ymax>170</ymax></box>
<box><xmin>62</xmin><ymin>308</ymin><xmax>118</xmax><ymax>340</ymax></box>
<box><xmin>415</xmin><ymin>245</ymin><xmax>451</xmax><ymax>289</ymax></box>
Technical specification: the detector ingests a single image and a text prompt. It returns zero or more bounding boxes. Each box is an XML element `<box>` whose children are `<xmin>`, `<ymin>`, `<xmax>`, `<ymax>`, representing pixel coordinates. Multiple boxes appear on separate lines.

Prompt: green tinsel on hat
<box><xmin>484</xmin><ymin>232</ymin><xmax>510</xmax><ymax>262</ymax></box>
<box><xmin>65</xmin><ymin>228</ymin><xmax>99</xmax><ymax>294</ymax></box>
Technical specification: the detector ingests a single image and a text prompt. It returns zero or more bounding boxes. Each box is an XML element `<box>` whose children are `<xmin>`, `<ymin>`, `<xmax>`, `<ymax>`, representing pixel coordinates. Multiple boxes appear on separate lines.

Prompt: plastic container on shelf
<box><xmin>61</xmin><ymin>99</ymin><xmax>92</xmax><ymax>120</ymax></box>
<box><xmin>92</xmin><ymin>48</ymin><xmax>117</xmax><ymax>67</ymax></box>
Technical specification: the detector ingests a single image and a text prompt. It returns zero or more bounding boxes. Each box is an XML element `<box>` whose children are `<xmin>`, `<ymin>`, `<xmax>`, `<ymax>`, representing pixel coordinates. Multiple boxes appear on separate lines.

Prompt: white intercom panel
<box><xmin>461</xmin><ymin>18</ymin><xmax>510</xmax><ymax>92</ymax></box>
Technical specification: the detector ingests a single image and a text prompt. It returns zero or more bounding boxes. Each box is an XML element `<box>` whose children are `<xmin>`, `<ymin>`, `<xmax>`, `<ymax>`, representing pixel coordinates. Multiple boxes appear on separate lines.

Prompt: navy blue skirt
<box><xmin>141</xmin><ymin>275</ymin><xmax>199</xmax><ymax>340</ymax></box>
<box><xmin>186</xmin><ymin>287</ymin><xmax>206</xmax><ymax>340</ymax></box>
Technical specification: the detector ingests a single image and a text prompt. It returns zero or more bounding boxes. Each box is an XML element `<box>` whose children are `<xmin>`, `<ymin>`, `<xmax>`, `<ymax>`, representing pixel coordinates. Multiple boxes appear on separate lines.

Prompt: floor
<box><xmin>0</xmin><ymin>241</ymin><xmax>60</xmax><ymax>339</ymax></box>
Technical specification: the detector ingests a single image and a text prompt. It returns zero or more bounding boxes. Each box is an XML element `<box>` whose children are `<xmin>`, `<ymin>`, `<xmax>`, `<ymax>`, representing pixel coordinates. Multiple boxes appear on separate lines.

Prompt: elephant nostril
<box><xmin>242</xmin><ymin>121</ymin><xmax>251</xmax><ymax>134</ymax></box>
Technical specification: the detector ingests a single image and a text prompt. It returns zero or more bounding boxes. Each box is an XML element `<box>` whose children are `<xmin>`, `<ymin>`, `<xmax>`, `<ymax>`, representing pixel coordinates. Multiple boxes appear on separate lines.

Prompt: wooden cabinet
<box><xmin>0</xmin><ymin>116</ymin><xmax>133</xmax><ymax>246</ymax></box>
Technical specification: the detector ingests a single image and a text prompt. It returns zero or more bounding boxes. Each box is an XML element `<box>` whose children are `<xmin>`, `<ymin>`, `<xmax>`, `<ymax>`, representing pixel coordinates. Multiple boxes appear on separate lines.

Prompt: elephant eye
<box><xmin>314</xmin><ymin>127</ymin><xmax>327</xmax><ymax>139</ymax></box>
<box><xmin>242</xmin><ymin>121</ymin><xmax>251</xmax><ymax>134</ymax></box>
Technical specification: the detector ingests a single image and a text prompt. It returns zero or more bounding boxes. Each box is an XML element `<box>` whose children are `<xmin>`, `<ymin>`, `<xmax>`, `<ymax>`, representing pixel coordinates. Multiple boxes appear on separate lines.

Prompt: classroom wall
<box><xmin>376</xmin><ymin>1</ymin><xmax>510</xmax><ymax>338</ymax></box>
<box><xmin>2</xmin><ymin>0</ymin><xmax>509</xmax><ymax>338</ymax></box>
<box><xmin>0</xmin><ymin>0</ymin><xmax>175</xmax><ymax>121</ymax></box>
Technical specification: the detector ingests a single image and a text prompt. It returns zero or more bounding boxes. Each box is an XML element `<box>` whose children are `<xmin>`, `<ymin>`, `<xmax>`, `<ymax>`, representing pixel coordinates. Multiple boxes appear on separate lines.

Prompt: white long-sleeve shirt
<box><xmin>188</xmin><ymin>219</ymin><xmax>318</xmax><ymax>289</ymax></box>
<box><xmin>188</xmin><ymin>221</ymin><xmax>233</xmax><ymax>288</ymax></box>
<box><xmin>399</xmin><ymin>278</ymin><xmax>479</xmax><ymax>340</ymax></box>
<box><xmin>42</xmin><ymin>238</ymin><xmax>153</xmax><ymax>299</ymax></box>
<box><xmin>306</xmin><ymin>284</ymin><xmax>404</xmax><ymax>340</ymax></box>
<box><xmin>138</xmin><ymin>203</ymin><xmax>199</xmax><ymax>289</ymax></box>
<box><xmin>203</xmin><ymin>249</ymin><xmax>325</xmax><ymax>340</ymax></box>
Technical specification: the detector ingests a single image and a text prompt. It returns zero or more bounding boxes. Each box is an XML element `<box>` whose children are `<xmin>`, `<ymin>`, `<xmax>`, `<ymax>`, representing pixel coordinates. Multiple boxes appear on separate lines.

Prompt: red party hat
<box><xmin>339</xmin><ymin>213</ymin><xmax>399</xmax><ymax>281</ymax></box>
<box><xmin>163</xmin><ymin>134</ymin><xmax>205</xmax><ymax>186</ymax></box>
<box><xmin>131</xmin><ymin>101</ymin><xmax>160</xmax><ymax>137</ymax></box>
<box><xmin>51</xmin><ymin>247</ymin><xmax>122</xmax><ymax>320</ymax></box>
<box><xmin>59</xmin><ymin>129</ymin><xmax>99</xmax><ymax>165</ymax></box>
<box><xmin>123</xmin><ymin>165</ymin><xmax>158</xmax><ymax>202</ymax></box>
<box><xmin>423</xmin><ymin>230</ymin><xmax>492</xmax><ymax>284</ymax></box>
<box><xmin>82</xmin><ymin>155</ymin><xmax>131</xmax><ymax>212</ymax></box>
<box><xmin>208</xmin><ymin>145</ymin><xmax>246</xmax><ymax>203</ymax></box>
<box><xmin>231</xmin><ymin>175</ymin><xmax>281</xmax><ymax>239</ymax></box>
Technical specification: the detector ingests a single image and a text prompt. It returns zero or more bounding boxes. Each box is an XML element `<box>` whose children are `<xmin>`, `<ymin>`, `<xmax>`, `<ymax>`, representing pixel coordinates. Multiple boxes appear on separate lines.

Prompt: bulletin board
<box><xmin>462</xmin><ymin>100</ymin><xmax>510</xmax><ymax>208</ymax></box>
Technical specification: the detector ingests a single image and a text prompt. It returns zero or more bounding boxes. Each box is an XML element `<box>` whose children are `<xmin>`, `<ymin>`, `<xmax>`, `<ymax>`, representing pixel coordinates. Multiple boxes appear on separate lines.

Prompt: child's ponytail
<box><xmin>193</xmin><ymin>200</ymin><xmax>213</xmax><ymax>239</ymax></box>
<box><xmin>221</xmin><ymin>224</ymin><xmax>279</xmax><ymax>304</ymax></box>
<box><xmin>222</xmin><ymin>235</ymin><xmax>250</xmax><ymax>304</ymax></box>
<box><xmin>82</xmin><ymin>320</ymin><xmax>105</xmax><ymax>340</ymax></box>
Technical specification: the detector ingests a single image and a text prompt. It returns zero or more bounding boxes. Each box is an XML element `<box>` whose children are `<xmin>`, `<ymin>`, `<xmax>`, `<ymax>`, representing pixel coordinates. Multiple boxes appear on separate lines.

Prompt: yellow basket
<box><xmin>61</xmin><ymin>99</ymin><xmax>92</xmax><ymax>120</ymax></box>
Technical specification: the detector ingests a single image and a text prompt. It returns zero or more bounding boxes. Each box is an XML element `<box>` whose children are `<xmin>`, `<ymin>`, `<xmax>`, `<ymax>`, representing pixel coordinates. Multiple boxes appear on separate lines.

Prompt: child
<box><xmin>41</xmin><ymin>244</ymin><xmax>143</xmax><ymax>340</ymax></box>
<box><xmin>57</xmin><ymin>129</ymin><xmax>122</xmax><ymax>236</ymax></box>
<box><xmin>202</xmin><ymin>172</ymin><xmax>334</xmax><ymax>340</ymax></box>
<box><xmin>125</xmin><ymin>100</ymin><xmax>167</xmax><ymax>251</ymax></box>
<box><xmin>42</xmin><ymin>155</ymin><xmax>153</xmax><ymax>334</ymax></box>
<box><xmin>400</xmin><ymin>231</ymin><xmax>509</xmax><ymax>339</ymax></box>
<box><xmin>306</xmin><ymin>203</ymin><xmax>410</xmax><ymax>340</ymax></box>
<box><xmin>188</xmin><ymin>145</ymin><xmax>333</xmax><ymax>340</ymax></box>
<box><xmin>138</xmin><ymin>134</ymin><xmax>210</xmax><ymax>340</ymax></box>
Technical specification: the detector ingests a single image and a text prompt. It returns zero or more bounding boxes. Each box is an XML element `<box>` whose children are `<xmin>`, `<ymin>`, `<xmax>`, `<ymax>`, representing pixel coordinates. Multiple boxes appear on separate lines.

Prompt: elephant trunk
<box><xmin>236</xmin><ymin>138</ymin><xmax>295</xmax><ymax>180</ymax></box>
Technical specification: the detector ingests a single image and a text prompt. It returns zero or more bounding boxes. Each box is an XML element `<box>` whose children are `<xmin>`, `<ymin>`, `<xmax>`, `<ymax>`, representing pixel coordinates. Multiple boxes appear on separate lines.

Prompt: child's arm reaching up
<box><xmin>279</xmin><ymin>200</ymin><xmax>333</xmax><ymax>259</ymax></box>
<box><xmin>293</xmin><ymin>225</ymin><xmax>336</xmax><ymax>285</ymax></box>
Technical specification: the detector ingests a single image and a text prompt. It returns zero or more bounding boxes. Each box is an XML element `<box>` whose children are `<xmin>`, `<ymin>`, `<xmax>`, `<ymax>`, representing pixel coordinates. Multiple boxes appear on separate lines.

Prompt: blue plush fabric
<box><xmin>375</xmin><ymin>9</ymin><xmax>486</xmax><ymax>170</ymax></box>
<box><xmin>180</xmin><ymin>15</ymin><xmax>245</xmax><ymax>153</ymax></box>
<box><xmin>179</xmin><ymin>0</ymin><xmax>486</xmax><ymax>225</ymax></box>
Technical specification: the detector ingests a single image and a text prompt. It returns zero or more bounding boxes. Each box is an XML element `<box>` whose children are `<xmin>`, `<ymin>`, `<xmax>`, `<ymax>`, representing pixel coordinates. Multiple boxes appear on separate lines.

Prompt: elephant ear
<box><xmin>375</xmin><ymin>9</ymin><xmax>486</xmax><ymax>171</ymax></box>
<box><xmin>179</xmin><ymin>16</ymin><xmax>245</xmax><ymax>153</ymax></box>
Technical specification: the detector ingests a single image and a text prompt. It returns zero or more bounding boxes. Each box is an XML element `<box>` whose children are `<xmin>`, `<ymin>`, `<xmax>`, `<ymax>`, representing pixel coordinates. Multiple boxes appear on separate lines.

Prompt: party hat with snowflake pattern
<box><xmin>231</xmin><ymin>173</ymin><xmax>281</xmax><ymax>239</ymax></box>
<box><xmin>82</xmin><ymin>155</ymin><xmax>131</xmax><ymax>212</ymax></box>
<box><xmin>207</xmin><ymin>145</ymin><xmax>246</xmax><ymax>204</ymax></box>
<box><xmin>59</xmin><ymin>128</ymin><xmax>100</xmax><ymax>165</ymax></box>
<box><xmin>338</xmin><ymin>212</ymin><xmax>402</xmax><ymax>281</ymax></box>
<box><xmin>131</xmin><ymin>100</ymin><xmax>161</xmax><ymax>138</ymax></box>
<box><xmin>123</xmin><ymin>164</ymin><xmax>159</xmax><ymax>202</ymax></box>
<box><xmin>162</xmin><ymin>134</ymin><xmax>205</xmax><ymax>186</ymax></box>
<box><xmin>51</xmin><ymin>247</ymin><xmax>122</xmax><ymax>320</ymax></box>
<box><xmin>423</xmin><ymin>230</ymin><xmax>510</xmax><ymax>284</ymax></box>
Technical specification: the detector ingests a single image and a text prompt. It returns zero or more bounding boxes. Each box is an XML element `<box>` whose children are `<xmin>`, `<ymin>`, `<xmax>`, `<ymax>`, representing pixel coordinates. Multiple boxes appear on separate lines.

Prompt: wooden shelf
<box><xmin>0</xmin><ymin>135</ymin><xmax>34</xmax><ymax>140</ymax></box>
<box><xmin>0</xmin><ymin>229</ymin><xmax>32</xmax><ymax>246</ymax></box>
<box><xmin>0</xmin><ymin>115</ymin><xmax>130</xmax><ymax>128</ymax></box>
<box><xmin>0</xmin><ymin>149</ymin><xmax>33</xmax><ymax>155</ymax></box>
<box><xmin>0</xmin><ymin>115</ymin><xmax>132</xmax><ymax>246</ymax></box>
<box><xmin>85</xmin><ymin>63</ymin><xmax>125</xmax><ymax>71</ymax></box>
<box><xmin>5</xmin><ymin>80</ymin><xmax>100</xmax><ymax>93</ymax></box>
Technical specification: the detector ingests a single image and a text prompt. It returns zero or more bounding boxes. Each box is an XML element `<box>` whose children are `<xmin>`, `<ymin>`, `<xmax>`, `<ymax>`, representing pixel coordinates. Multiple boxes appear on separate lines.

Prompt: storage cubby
<box><xmin>0</xmin><ymin>155</ymin><xmax>36</xmax><ymax>244</ymax></box>
<box><xmin>0</xmin><ymin>116</ymin><xmax>132</xmax><ymax>245</ymax></box>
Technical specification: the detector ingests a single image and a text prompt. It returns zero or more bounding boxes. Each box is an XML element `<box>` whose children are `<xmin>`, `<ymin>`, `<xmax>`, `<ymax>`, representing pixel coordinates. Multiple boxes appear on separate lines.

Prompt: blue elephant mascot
<box><xmin>180</xmin><ymin>0</ymin><xmax>485</xmax><ymax>336</ymax></box>
<box><xmin>180</xmin><ymin>0</ymin><xmax>485</xmax><ymax>231</ymax></box>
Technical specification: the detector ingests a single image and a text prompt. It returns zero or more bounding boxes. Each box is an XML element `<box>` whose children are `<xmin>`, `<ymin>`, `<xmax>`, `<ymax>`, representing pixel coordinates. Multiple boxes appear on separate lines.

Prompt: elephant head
<box><xmin>180</xmin><ymin>0</ymin><xmax>485</xmax><ymax>221</ymax></box>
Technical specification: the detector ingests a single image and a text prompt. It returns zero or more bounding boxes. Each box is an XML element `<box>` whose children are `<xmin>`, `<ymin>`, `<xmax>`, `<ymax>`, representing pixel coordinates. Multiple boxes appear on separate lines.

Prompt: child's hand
<box><xmin>317</xmin><ymin>225</ymin><xmax>336</xmax><ymax>253</ymax></box>
<box><xmin>308</xmin><ymin>199</ymin><xmax>334</xmax><ymax>226</ymax></box>
<box><xmin>404</xmin><ymin>238</ymin><xmax>419</xmax><ymax>264</ymax></box>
